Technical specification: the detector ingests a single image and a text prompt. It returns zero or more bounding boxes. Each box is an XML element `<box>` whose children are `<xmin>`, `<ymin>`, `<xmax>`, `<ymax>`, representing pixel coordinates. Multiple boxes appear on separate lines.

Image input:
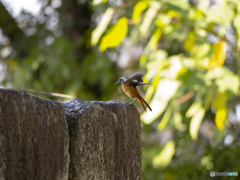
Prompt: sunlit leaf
<box><xmin>140</xmin><ymin>1</ymin><xmax>161</xmax><ymax>36</ymax></box>
<box><xmin>140</xmin><ymin>28</ymin><xmax>162</xmax><ymax>65</ymax></box>
<box><xmin>205</xmin><ymin>67</ymin><xmax>240</xmax><ymax>94</ymax></box>
<box><xmin>145</xmin><ymin>74</ymin><xmax>161</xmax><ymax>102</ymax></box>
<box><xmin>153</xmin><ymin>140</ymin><xmax>175</xmax><ymax>168</ymax></box>
<box><xmin>99</xmin><ymin>17</ymin><xmax>128</xmax><ymax>51</ymax></box>
<box><xmin>174</xmin><ymin>109</ymin><xmax>185</xmax><ymax>131</ymax></box>
<box><xmin>167</xmin><ymin>10</ymin><xmax>180</xmax><ymax>17</ymax></box>
<box><xmin>158</xmin><ymin>105</ymin><xmax>172</xmax><ymax>130</ymax></box>
<box><xmin>91</xmin><ymin>8</ymin><xmax>114</xmax><ymax>46</ymax></box>
<box><xmin>203</xmin><ymin>41</ymin><xmax>227</xmax><ymax>69</ymax></box>
<box><xmin>207</xmin><ymin>1</ymin><xmax>234</xmax><ymax>26</ymax></box>
<box><xmin>186</xmin><ymin>101</ymin><xmax>201</xmax><ymax>118</ymax></box>
<box><xmin>213</xmin><ymin>93</ymin><xmax>228</xmax><ymax>130</ymax></box>
<box><xmin>155</xmin><ymin>14</ymin><xmax>171</xmax><ymax>29</ymax></box>
<box><xmin>215</xmin><ymin>108</ymin><xmax>228</xmax><ymax>130</ymax></box>
<box><xmin>132</xmin><ymin>0</ymin><xmax>149</xmax><ymax>24</ymax></box>
<box><xmin>141</xmin><ymin>79</ymin><xmax>180</xmax><ymax>124</ymax></box>
<box><xmin>184</xmin><ymin>32</ymin><xmax>195</xmax><ymax>51</ymax></box>
<box><xmin>92</xmin><ymin>0</ymin><xmax>108</xmax><ymax>6</ymax></box>
<box><xmin>166</xmin><ymin>56</ymin><xmax>186</xmax><ymax>78</ymax></box>
<box><xmin>189</xmin><ymin>106</ymin><xmax>205</xmax><ymax>140</ymax></box>
<box><xmin>216</xmin><ymin>75</ymin><xmax>239</xmax><ymax>94</ymax></box>
<box><xmin>188</xmin><ymin>9</ymin><xmax>204</xmax><ymax>19</ymax></box>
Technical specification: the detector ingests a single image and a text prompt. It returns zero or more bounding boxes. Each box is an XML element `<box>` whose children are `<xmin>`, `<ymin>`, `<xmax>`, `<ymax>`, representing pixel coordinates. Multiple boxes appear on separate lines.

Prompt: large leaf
<box><xmin>153</xmin><ymin>140</ymin><xmax>175</xmax><ymax>168</ymax></box>
<box><xmin>99</xmin><ymin>17</ymin><xmax>128</xmax><ymax>51</ymax></box>
<box><xmin>203</xmin><ymin>41</ymin><xmax>227</xmax><ymax>69</ymax></box>
<box><xmin>91</xmin><ymin>8</ymin><xmax>114</xmax><ymax>46</ymax></box>
<box><xmin>141</xmin><ymin>79</ymin><xmax>180</xmax><ymax>124</ymax></box>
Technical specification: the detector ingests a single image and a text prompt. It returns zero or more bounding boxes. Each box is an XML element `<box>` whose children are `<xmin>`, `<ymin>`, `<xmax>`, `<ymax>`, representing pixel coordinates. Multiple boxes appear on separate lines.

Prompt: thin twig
<box><xmin>174</xmin><ymin>91</ymin><xmax>195</xmax><ymax>106</ymax></box>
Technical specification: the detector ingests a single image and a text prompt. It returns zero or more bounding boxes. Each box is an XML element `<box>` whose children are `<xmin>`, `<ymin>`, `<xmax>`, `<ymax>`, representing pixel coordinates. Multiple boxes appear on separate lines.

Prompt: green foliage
<box><xmin>91</xmin><ymin>0</ymin><xmax>240</xmax><ymax>179</ymax></box>
<box><xmin>1</xmin><ymin>0</ymin><xmax>240</xmax><ymax>179</ymax></box>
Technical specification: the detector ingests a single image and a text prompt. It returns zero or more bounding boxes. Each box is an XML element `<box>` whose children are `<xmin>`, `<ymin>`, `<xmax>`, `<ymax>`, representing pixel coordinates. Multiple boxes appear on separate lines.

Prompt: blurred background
<box><xmin>1</xmin><ymin>0</ymin><xmax>240</xmax><ymax>179</ymax></box>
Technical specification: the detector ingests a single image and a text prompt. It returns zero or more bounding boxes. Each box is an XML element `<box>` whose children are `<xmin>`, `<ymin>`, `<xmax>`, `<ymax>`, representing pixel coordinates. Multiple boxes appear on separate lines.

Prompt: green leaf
<box><xmin>153</xmin><ymin>140</ymin><xmax>175</xmax><ymax>168</ymax></box>
<box><xmin>233</xmin><ymin>15</ymin><xmax>240</xmax><ymax>50</ymax></box>
<box><xmin>91</xmin><ymin>8</ymin><xmax>114</xmax><ymax>46</ymax></box>
<box><xmin>99</xmin><ymin>17</ymin><xmax>128</xmax><ymax>51</ymax></box>
<box><xmin>181</xmin><ymin>71</ymin><xmax>206</xmax><ymax>90</ymax></box>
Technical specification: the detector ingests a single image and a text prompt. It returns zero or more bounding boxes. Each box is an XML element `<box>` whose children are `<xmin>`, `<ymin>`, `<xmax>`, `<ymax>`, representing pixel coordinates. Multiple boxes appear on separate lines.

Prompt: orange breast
<box><xmin>122</xmin><ymin>84</ymin><xmax>137</xmax><ymax>99</ymax></box>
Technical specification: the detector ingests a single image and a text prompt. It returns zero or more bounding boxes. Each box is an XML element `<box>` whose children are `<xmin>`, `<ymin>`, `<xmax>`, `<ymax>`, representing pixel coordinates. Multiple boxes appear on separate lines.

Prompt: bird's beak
<box><xmin>114</xmin><ymin>80</ymin><xmax>119</xmax><ymax>85</ymax></box>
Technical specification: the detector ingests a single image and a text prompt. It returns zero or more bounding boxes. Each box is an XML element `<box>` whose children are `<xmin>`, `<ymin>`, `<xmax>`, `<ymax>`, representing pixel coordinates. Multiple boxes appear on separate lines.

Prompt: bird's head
<box><xmin>114</xmin><ymin>77</ymin><xmax>128</xmax><ymax>85</ymax></box>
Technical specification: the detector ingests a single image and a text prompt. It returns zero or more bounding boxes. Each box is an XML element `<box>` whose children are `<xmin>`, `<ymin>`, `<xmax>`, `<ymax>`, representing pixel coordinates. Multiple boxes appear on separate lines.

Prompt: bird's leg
<box><xmin>129</xmin><ymin>99</ymin><xmax>137</xmax><ymax>105</ymax></box>
<box><xmin>126</xmin><ymin>99</ymin><xmax>133</xmax><ymax>104</ymax></box>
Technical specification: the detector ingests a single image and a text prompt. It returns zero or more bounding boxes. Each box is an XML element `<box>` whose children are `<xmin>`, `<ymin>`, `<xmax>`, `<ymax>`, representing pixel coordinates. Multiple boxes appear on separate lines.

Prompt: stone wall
<box><xmin>0</xmin><ymin>89</ymin><xmax>142</xmax><ymax>180</ymax></box>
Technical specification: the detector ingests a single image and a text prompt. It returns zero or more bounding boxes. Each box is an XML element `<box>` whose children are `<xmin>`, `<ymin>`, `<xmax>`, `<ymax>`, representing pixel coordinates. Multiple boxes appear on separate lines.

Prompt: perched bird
<box><xmin>115</xmin><ymin>73</ymin><xmax>152</xmax><ymax>112</ymax></box>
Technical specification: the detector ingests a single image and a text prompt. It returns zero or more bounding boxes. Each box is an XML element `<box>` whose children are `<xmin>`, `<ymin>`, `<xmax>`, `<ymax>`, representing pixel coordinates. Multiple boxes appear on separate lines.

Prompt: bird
<box><xmin>115</xmin><ymin>73</ymin><xmax>152</xmax><ymax>112</ymax></box>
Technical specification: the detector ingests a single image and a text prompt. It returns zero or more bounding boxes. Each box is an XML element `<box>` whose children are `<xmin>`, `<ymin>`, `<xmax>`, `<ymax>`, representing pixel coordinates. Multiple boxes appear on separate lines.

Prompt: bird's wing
<box><xmin>126</xmin><ymin>73</ymin><xmax>151</xmax><ymax>87</ymax></box>
<box><xmin>127</xmin><ymin>73</ymin><xmax>143</xmax><ymax>83</ymax></box>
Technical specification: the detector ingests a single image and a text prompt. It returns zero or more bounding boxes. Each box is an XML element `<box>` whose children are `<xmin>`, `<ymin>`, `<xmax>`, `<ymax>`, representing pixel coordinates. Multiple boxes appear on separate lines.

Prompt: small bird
<box><xmin>115</xmin><ymin>73</ymin><xmax>152</xmax><ymax>112</ymax></box>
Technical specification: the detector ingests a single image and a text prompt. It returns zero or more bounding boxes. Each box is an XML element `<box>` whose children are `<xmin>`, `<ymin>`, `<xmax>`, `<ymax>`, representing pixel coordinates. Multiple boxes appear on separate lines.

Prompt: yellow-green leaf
<box><xmin>99</xmin><ymin>17</ymin><xmax>128</xmax><ymax>51</ymax></box>
<box><xmin>213</xmin><ymin>93</ymin><xmax>228</xmax><ymax>130</ymax></box>
<box><xmin>158</xmin><ymin>105</ymin><xmax>172</xmax><ymax>130</ymax></box>
<box><xmin>141</xmin><ymin>79</ymin><xmax>180</xmax><ymax>124</ymax></box>
<box><xmin>203</xmin><ymin>41</ymin><xmax>227</xmax><ymax>69</ymax></box>
<box><xmin>140</xmin><ymin>1</ymin><xmax>161</xmax><ymax>36</ymax></box>
<box><xmin>132</xmin><ymin>0</ymin><xmax>149</xmax><ymax>24</ymax></box>
<box><xmin>189</xmin><ymin>106</ymin><xmax>205</xmax><ymax>140</ymax></box>
<box><xmin>155</xmin><ymin>14</ymin><xmax>171</xmax><ymax>29</ymax></box>
<box><xmin>186</xmin><ymin>101</ymin><xmax>201</xmax><ymax>118</ymax></box>
<box><xmin>213</xmin><ymin>93</ymin><xmax>227</xmax><ymax>110</ymax></box>
<box><xmin>153</xmin><ymin>140</ymin><xmax>175</xmax><ymax>168</ymax></box>
<box><xmin>91</xmin><ymin>8</ymin><xmax>114</xmax><ymax>46</ymax></box>
<box><xmin>92</xmin><ymin>0</ymin><xmax>108</xmax><ymax>6</ymax></box>
<box><xmin>215</xmin><ymin>108</ymin><xmax>228</xmax><ymax>130</ymax></box>
<box><xmin>184</xmin><ymin>32</ymin><xmax>195</xmax><ymax>51</ymax></box>
<box><xmin>174</xmin><ymin>109</ymin><xmax>185</xmax><ymax>131</ymax></box>
<box><xmin>140</xmin><ymin>28</ymin><xmax>162</xmax><ymax>65</ymax></box>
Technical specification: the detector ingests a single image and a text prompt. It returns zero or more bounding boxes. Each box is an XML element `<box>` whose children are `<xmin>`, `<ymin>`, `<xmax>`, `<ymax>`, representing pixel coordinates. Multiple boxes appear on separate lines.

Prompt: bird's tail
<box><xmin>137</xmin><ymin>95</ymin><xmax>152</xmax><ymax>112</ymax></box>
